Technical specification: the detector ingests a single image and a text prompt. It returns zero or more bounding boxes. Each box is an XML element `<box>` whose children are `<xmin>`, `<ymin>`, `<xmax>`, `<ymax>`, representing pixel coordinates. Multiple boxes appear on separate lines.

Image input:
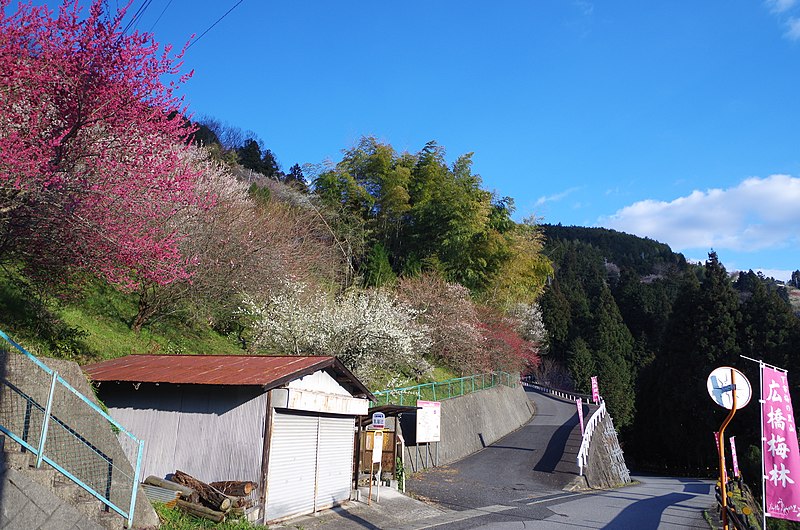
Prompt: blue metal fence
<box><xmin>0</xmin><ymin>329</ymin><xmax>143</xmax><ymax>528</ymax></box>
<box><xmin>372</xmin><ymin>371</ymin><xmax>516</xmax><ymax>406</ymax></box>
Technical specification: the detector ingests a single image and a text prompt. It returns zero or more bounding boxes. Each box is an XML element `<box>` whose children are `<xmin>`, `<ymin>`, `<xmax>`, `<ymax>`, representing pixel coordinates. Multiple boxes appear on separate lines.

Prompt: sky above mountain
<box><xmin>60</xmin><ymin>0</ymin><xmax>800</xmax><ymax>280</ymax></box>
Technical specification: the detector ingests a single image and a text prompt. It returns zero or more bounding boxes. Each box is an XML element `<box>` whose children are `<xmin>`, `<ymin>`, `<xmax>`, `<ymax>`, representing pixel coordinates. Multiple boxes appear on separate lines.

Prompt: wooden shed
<box><xmin>83</xmin><ymin>354</ymin><xmax>373</xmax><ymax>523</ymax></box>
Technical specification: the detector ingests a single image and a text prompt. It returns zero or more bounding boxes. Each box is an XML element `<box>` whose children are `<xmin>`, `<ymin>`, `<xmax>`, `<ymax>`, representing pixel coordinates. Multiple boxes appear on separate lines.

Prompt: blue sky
<box><xmin>83</xmin><ymin>1</ymin><xmax>800</xmax><ymax>279</ymax></box>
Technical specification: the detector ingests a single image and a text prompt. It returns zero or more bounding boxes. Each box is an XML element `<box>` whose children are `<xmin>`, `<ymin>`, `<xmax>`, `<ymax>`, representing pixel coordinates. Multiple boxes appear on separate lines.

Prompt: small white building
<box><xmin>83</xmin><ymin>354</ymin><xmax>373</xmax><ymax>523</ymax></box>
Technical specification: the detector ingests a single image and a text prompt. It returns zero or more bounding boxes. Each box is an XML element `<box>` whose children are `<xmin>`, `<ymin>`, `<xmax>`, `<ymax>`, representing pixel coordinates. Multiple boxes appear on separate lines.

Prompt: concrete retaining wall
<box><xmin>0</xmin><ymin>350</ymin><xmax>158</xmax><ymax>529</ymax></box>
<box><xmin>399</xmin><ymin>384</ymin><xmax>534</xmax><ymax>472</ymax></box>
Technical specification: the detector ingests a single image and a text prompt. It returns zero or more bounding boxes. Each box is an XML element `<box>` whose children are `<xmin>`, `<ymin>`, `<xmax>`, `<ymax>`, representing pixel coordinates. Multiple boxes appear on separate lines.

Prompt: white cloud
<box><xmin>600</xmin><ymin>174</ymin><xmax>800</xmax><ymax>253</ymax></box>
<box><xmin>574</xmin><ymin>1</ymin><xmax>594</xmax><ymax>16</ymax></box>
<box><xmin>535</xmin><ymin>186</ymin><xmax>581</xmax><ymax>207</ymax></box>
<box><xmin>753</xmin><ymin>268</ymin><xmax>793</xmax><ymax>281</ymax></box>
<box><xmin>767</xmin><ymin>0</ymin><xmax>797</xmax><ymax>13</ymax></box>
<box><xmin>786</xmin><ymin>17</ymin><xmax>800</xmax><ymax>40</ymax></box>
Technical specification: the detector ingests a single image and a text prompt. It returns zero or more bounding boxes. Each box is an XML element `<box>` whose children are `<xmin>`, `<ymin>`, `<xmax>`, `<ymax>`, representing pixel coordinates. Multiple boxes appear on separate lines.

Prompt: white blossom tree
<box><xmin>241</xmin><ymin>281</ymin><xmax>432</xmax><ymax>386</ymax></box>
<box><xmin>508</xmin><ymin>302</ymin><xmax>548</xmax><ymax>350</ymax></box>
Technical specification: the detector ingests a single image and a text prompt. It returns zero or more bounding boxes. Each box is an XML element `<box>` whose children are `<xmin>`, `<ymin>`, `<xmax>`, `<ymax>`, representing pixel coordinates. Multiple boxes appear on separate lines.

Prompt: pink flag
<box><xmin>576</xmin><ymin>398</ymin><xmax>584</xmax><ymax>435</ymax></box>
<box><xmin>763</xmin><ymin>366</ymin><xmax>800</xmax><ymax>521</ymax></box>
<box><xmin>714</xmin><ymin>432</ymin><xmax>727</xmax><ymax>483</ymax></box>
<box><xmin>591</xmin><ymin>376</ymin><xmax>600</xmax><ymax>403</ymax></box>
<box><xmin>730</xmin><ymin>436</ymin><xmax>740</xmax><ymax>478</ymax></box>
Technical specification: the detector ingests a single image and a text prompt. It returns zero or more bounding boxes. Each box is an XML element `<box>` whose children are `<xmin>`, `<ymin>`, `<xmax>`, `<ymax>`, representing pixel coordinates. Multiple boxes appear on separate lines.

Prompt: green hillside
<box><xmin>542</xmin><ymin>224</ymin><xmax>688</xmax><ymax>275</ymax></box>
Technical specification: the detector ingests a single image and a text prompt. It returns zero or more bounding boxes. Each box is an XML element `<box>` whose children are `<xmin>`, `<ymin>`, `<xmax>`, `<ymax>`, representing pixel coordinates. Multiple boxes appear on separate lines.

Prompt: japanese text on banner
<box><xmin>591</xmin><ymin>376</ymin><xmax>599</xmax><ymax>403</ymax></box>
<box><xmin>763</xmin><ymin>366</ymin><xmax>800</xmax><ymax>521</ymax></box>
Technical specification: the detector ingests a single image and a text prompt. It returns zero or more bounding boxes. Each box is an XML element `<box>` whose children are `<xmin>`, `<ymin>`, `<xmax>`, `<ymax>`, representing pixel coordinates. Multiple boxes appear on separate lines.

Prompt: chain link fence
<box><xmin>0</xmin><ymin>330</ymin><xmax>143</xmax><ymax>527</ymax></box>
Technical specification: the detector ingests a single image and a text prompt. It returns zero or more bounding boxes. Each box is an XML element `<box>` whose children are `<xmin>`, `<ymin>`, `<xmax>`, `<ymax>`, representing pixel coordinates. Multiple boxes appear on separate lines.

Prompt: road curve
<box><xmin>405</xmin><ymin>388</ymin><xmax>715</xmax><ymax>529</ymax></box>
<box><xmin>406</xmin><ymin>388</ymin><xmax>584</xmax><ymax>510</ymax></box>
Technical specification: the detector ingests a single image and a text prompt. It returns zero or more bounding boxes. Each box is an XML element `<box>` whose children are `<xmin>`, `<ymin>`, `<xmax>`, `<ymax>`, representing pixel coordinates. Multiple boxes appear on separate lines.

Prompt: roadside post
<box><xmin>707</xmin><ymin>366</ymin><xmax>752</xmax><ymax>530</ymax></box>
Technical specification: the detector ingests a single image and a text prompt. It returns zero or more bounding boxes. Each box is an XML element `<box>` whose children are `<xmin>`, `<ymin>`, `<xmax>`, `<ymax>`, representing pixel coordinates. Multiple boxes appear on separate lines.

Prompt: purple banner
<box><xmin>591</xmin><ymin>376</ymin><xmax>599</xmax><ymax>403</ymax></box>
<box><xmin>577</xmin><ymin>398</ymin><xmax>584</xmax><ymax>435</ymax></box>
<box><xmin>763</xmin><ymin>366</ymin><xmax>800</xmax><ymax>521</ymax></box>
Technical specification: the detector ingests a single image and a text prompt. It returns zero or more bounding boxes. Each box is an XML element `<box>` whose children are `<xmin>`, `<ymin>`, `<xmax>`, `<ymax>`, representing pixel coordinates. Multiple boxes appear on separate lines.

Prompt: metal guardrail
<box><xmin>577</xmin><ymin>401</ymin><xmax>606</xmax><ymax>476</ymax></box>
<box><xmin>373</xmin><ymin>371</ymin><xmax>516</xmax><ymax>406</ymax></box>
<box><xmin>0</xmin><ymin>329</ymin><xmax>143</xmax><ymax>528</ymax></box>
<box><xmin>521</xmin><ymin>379</ymin><xmax>604</xmax><ymax>476</ymax></box>
<box><xmin>520</xmin><ymin>380</ymin><xmax>594</xmax><ymax>404</ymax></box>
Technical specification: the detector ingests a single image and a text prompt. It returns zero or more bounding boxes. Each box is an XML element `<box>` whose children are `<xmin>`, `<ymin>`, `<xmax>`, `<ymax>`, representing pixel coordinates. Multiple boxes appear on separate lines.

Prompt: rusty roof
<box><xmin>83</xmin><ymin>355</ymin><xmax>373</xmax><ymax>398</ymax></box>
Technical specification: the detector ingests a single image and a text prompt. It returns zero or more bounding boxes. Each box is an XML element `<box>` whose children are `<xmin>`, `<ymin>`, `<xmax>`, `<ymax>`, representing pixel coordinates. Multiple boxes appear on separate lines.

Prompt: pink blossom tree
<box><xmin>0</xmin><ymin>0</ymin><xmax>205</xmax><ymax>289</ymax></box>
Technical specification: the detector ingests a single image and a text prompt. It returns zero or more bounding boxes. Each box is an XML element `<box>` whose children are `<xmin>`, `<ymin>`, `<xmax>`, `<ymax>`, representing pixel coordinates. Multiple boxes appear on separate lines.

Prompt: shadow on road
<box><xmin>675</xmin><ymin>477</ymin><xmax>712</xmax><ymax>495</ymax></box>
<box><xmin>605</xmin><ymin>492</ymin><xmax>694</xmax><ymax>528</ymax></box>
<box><xmin>533</xmin><ymin>412</ymin><xmax>579</xmax><ymax>473</ymax></box>
<box><xmin>334</xmin><ymin>510</ymin><xmax>383</xmax><ymax>530</ymax></box>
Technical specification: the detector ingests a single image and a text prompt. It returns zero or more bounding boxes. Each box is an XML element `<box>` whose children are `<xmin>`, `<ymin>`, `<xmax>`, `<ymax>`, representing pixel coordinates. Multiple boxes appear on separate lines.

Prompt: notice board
<box><xmin>416</xmin><ymin>400</ymin><xmax>441</xmax><ymax>443</ymax></box>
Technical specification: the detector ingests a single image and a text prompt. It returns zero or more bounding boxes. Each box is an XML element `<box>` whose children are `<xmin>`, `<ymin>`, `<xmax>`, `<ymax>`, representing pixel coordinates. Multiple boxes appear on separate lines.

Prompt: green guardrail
<box><xmin>372</xmin><ymin>371</ymin><xmax>516</xmax><ymax>406</ymax></box>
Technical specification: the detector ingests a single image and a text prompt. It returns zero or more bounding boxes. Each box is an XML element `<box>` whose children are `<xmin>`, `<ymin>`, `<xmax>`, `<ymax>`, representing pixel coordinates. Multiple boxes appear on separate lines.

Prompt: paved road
<box><xmin>407</xmin><ymin>388</ymin><xmax>584</xmax><ymax>510</ymax></box>
<box><xmin>402</xmin><ymin>388</ymin><xmax>716</xmax><ymax>529</ymax></box>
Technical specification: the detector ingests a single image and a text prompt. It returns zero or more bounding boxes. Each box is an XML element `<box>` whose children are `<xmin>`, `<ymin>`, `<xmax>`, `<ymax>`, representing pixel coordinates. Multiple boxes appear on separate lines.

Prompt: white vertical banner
<box><xmin>372</xmin><ymin>431</ymin><xmax>384</xmax><ymax>464</ymax></box>
<box><xmin>576</xmin><ymin>398</ymin><xmax>585</xmax><ymax>435</ymax></box>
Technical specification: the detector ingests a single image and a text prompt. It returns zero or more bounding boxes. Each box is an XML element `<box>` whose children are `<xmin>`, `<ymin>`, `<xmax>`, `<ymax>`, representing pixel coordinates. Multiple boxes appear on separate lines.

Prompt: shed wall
<box><xmin>288</xmin><ymin>371</ymin><xmax>350</xmax><ymax>396</ymax></box>
<box><xmin>99</xmin><ymin>384</ymin><xmax>267</xmax><ymax>484</ymax></box>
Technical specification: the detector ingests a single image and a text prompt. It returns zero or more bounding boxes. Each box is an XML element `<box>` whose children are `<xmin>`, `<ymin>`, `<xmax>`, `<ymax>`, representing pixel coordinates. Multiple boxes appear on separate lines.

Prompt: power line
<box><xmin>120</xmin><ymin>0</ymin><xmax>153</xmax><ymax>36</ymax></box>
<box><xmin>186</xmin><ymin>0</ymin><xmax>245</xmax><ymax>51</ymax></box>
<box><xmin>132</xmin><ymin>0</ymin><xmax>153</xmax><ymax>31</ymax></box>
<box><xmin>148</xmin><ymin>0</ymin><xmax>174</xmax><ymax>34</ymax></box>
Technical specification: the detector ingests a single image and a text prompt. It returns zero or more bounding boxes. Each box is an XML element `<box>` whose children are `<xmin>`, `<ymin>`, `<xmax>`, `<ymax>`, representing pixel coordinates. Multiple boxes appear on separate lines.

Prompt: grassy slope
<box><xmin>0</xmin><ymin>269</ymin><xmax>244</xmax><ymax>365</ymax></box>
<box><xmin>0</xmin><ymin>269</ymin><xmax>455</xmax><ymax>391</ymax></box>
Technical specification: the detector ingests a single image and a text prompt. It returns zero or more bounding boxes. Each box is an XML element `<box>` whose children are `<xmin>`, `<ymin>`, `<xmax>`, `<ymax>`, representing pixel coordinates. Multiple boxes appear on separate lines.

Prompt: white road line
<box><xmin>388</xmin><ymin>504</ymin><xmax>516</xmax><ymax>530</ymax></box>
<box><xmin>525</xmin><ymin>492</ymin><xmax>586</xmax><ymax>505</ymax></box>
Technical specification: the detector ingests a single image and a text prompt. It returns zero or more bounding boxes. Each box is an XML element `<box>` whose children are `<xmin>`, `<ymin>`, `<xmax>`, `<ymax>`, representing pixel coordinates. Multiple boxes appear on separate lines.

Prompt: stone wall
<box><xmin>0</xmin><ymin>463</ymin><xmax>106</xmax><ymax>530</ymax></box>
<box><xmin>583</xmin><ymin>412</ymin><xmax>631</xmax><ymax>489</ymax></box>
<box><xmin>0</xmin><ymin>349</ymin><xmax>158</xmax><ymax>529</ymax></box>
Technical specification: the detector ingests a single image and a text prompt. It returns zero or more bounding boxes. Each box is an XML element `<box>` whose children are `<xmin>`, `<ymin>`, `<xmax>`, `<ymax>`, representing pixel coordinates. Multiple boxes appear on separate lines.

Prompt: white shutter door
<box><xmin>266</xmin><ymin>411</ymin><xmax>318</xmax><ymax>521</ymax></box>
<box><xmin>315</xmin><ymin>416</ymin><xmax>355</xmax><ymax>510</ymax></box>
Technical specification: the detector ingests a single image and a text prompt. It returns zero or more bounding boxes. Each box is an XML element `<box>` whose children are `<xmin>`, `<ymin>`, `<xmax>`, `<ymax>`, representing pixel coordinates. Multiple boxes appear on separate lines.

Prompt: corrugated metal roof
<box><xmin>141</xmin><ymin>484</ymin><xmax>180</xmax><ymax>507</ymax></box>
<box><xmin>83</xmin><ymin>355</ymin><xmax>369</xmax><ymax>396</ymax></box>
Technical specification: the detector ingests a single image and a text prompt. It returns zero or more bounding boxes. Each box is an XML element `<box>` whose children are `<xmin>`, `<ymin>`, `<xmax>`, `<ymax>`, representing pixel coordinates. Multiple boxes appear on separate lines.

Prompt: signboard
<box><xmin>416</xmin><ymin>400</ymin><xmax>441</xmax><ymax>443</ymax></box>
<box><xmin>591</xmin><ymin>376</ymin><xmax>600</xmax><ymax>403</ymax></box>
<box><xmin>372</xmin><ymin>412</ymin><xmax>386</xmax><ymax>430</ymax></box>
<box><xmin>372</xmin><ymin>431</ymin><xmax>384</xmax><ymax>464</ymax></box>
<box><xmin>762</xmin><ymin>366</ymin><xmax>800</xmax><ymax>521</ymax></box>
<box><xmin>576</xmin><ymin>399</ymin><xmax>585</xmax><ymax>435</ymax></box>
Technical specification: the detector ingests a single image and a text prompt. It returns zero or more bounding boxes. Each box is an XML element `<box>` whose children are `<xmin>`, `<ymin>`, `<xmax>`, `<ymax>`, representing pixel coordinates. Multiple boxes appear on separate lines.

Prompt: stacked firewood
<box><xmin>144</xmin><ymin>470</ymin><xmax>258</xmax><ymax>523</ymax></box>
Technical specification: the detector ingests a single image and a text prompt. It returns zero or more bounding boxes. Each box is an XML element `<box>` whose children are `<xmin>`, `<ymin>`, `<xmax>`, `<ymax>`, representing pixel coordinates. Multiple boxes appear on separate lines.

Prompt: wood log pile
<box><xmin>145</xmin><ymin>470</ymin><xmax>257</xmax><ymax>523</ymax></box>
